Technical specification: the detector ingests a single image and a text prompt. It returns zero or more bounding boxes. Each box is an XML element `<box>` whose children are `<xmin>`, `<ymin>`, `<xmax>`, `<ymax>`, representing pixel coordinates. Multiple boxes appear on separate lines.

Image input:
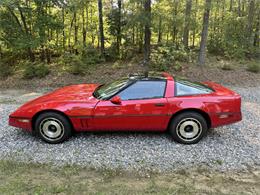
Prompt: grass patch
<box><xmin>0</xmin><ymin>160</ymin><xmax>259</xmax><ymax>194</ymax></box>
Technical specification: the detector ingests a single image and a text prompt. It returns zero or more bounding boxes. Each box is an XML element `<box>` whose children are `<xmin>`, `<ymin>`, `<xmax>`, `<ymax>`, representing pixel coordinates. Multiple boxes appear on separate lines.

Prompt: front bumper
<box><xmin>9</xmin><ymin>116</ymin><xmax>32</xmax><ymax>131</ymax></box>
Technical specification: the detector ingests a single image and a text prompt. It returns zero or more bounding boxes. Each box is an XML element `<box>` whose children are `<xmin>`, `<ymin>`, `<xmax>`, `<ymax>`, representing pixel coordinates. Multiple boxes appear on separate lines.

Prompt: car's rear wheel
<box><xmin>35</xmin><ymin>112</ymin><xmax>72</xmax><ymax>144</ymax></box>
<box><xmin>169</xmin><ymin>112</ymin><xmax>208</xmax><ymax>144</ymax></box>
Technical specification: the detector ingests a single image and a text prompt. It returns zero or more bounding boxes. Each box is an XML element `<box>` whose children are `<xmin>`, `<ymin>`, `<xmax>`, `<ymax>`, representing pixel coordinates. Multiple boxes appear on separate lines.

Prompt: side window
<box><xmin>175</xmin><ymin>80</ymin><xmax>213</xmax><ymax>96</ymax></box>
<box><xmin>118</xmin><ymin>81</ymin><xmax>166</xmax><ymax>100</ymax></box>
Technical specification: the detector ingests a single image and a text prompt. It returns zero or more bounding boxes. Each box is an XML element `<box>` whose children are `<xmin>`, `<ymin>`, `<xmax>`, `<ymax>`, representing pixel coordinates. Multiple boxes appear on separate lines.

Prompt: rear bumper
<box><xmin>9</xmin><ymin>116</ymin><xmax>32</xmax><ymax>132</ymax></box>
<box><xmin>211</xmin><ymin>112</ymin><xmax>242</xmax><ymax>128</ymax></box>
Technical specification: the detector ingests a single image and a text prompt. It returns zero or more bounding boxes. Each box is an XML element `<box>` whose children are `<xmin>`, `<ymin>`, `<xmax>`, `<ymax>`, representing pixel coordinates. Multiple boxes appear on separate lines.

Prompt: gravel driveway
<box><xmin>0</xmin><ymin>86</ymin><xmax>259</xmax><ymax>172</ymax></box>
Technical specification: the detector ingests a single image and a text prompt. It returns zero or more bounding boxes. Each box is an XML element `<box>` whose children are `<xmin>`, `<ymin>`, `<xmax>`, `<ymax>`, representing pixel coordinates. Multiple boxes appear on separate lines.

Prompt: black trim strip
<box><xmin>216</xmin><ymin>112</ymin><xmax>234</xmax><ymax>116</ymax></box>
<box><xmin>70</xmin><ymin>113</ymin><xmax>171</xmax><ymax>119</ymax></box>
<box><xmin>9</xmin><ymin>116</ymin><xmax>31</xmax><ymax>120</ymax></box>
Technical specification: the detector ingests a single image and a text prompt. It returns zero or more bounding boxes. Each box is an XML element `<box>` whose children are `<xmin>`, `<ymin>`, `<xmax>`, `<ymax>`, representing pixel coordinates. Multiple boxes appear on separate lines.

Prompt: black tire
<box><xmin>169</xmin><ymin>112</ymin><xmax>208</xmax><ymax>144</ymax></box>
<box><xmin>34</xmin><ymin>112</ymin><xmax>72</xmax><ymax>144</ymax></box>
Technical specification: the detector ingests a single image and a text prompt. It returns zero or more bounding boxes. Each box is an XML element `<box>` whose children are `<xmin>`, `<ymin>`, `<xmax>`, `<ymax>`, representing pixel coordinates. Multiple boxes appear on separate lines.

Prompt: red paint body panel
<box><xmin>9</xmin><ymin>73</ymin><xmax>242</xmax><ymax>132</ymax></box>
<box><xmin>92</xmin><ymin>98</ymin><xmax>170</xmax><ymax>131</ymax></box>
<box><xmin>9</xmin><ymin>117</ymin><xmax>32</xmax><ymax>131</ymax></box>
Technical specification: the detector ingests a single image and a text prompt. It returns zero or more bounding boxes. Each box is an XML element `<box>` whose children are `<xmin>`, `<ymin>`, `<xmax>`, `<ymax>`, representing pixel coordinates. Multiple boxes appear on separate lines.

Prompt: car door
<box><xmin>92</xmin><ymin>80</ymin><xmax>170</xmax><ymax>131</ymax></box>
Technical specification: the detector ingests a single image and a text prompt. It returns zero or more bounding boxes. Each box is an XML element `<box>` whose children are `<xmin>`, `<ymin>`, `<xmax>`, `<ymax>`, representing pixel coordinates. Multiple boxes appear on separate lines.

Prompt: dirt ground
<box><xmin>0</xmin><ymin>58</ymin><xmax>259</xmax><ymax>90</ymax></box>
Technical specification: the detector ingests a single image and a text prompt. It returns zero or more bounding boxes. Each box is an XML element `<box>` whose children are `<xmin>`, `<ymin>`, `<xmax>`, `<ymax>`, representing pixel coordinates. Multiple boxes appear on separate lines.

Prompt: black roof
<box><xmin>128</xmin><ymin>72</ymin><xmax>167</xmax><ymax>81</ymax></box>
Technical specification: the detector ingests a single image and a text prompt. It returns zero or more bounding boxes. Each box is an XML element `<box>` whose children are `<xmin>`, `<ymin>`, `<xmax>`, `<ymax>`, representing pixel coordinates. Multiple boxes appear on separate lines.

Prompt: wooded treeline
<box><xmin>0</xmin><ymin>0</ymin><xmax>259</xmax><ymax>70</ymax></box>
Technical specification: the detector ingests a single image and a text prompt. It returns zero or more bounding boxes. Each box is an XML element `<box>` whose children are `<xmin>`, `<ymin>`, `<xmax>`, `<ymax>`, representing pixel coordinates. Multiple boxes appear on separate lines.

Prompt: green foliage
<box><xmin>82</xmin><ymin>47</ymin><xmax>105</xmax><ymax>65</ymax></box>
<box><xmin>0</xmin><ymin>62</ymin><xmax>13</xmax><ymax>78</ymax></box>
<box><xmin>23</xmin><ymin>62</ymin><xmax>50</xmax><ymax>79</ymax></box>
<box><xmin>150</xmin><ymin>45</ymin><xmax>188</xmax><ymax>71</ymax></box>
<box><xmin>247</xmin><ymin>62</ymin><xmax>260</xmax><ymax>73</ymax></box>
<box><xmin>63</xmin><ymin>54</ymin><xmax>85</xmax><ymax>75</ymax></box>
<box><xmin>208</xmin><ymin>16</ymin><xmax>250</xmax><ymax>59</ymax></box>
<box><xmin>63</xmin><ymin>48</ymin><xmax>104</xmax><ymax>75</ymax></box>
<box><xmin>0</xmin><ymin>0</ymin><xmax>259</xmax><ymax>73</ymax></box>
<box><xmin>105</xmin><ymin>44</ymin><xmax>120</xmax><ymax>61</ymax></box>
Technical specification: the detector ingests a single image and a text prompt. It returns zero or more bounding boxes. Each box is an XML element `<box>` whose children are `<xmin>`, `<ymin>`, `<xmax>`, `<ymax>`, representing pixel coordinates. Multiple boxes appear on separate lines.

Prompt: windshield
<box><xmin>93</xmin><ymin>78</ymin><xmax>129</xmax><ymax>100</ymax></box>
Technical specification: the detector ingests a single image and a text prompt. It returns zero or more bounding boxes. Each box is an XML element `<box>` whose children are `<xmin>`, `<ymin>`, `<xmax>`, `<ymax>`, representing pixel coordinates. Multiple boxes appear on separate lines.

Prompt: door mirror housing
<box><xmin>110</xmin><ymin>96</ymin><xmax>122</xmax><ymax>105</ymax></box>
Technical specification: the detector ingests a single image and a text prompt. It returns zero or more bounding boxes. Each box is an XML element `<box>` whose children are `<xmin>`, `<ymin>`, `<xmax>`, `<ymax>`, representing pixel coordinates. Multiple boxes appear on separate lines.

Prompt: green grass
<box><xmin>0</xmin><ymin>160</ymin><xmax>259</xmax><ymax>195</ymax></box>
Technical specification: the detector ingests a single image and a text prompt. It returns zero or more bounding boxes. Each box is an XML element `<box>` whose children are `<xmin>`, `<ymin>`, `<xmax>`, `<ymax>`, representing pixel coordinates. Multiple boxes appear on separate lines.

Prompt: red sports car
<box><xmin>9</xmin><ymin>72</ymin><xmax>242</xmax><ymax>144</ymax></box>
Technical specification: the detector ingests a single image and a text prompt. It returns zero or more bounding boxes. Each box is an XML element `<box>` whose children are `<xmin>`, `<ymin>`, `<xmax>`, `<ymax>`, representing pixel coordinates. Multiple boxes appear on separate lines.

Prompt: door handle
<box><xmin>154</xmin><ymin>103</ymin><xmax>165</xmax><ymax>107</ymax></box>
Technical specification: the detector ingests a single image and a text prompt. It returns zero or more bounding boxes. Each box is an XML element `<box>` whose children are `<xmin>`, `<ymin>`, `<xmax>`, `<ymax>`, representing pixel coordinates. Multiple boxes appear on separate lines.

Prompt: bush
<box><xmin>23</xmin><ymin>62</ymin><xmax>50</xmax><ymax>79</ymax></box>
<box><xmin>63</xmin><ymin>54</ymin><xmax>85</xmax><ymax>75</ymax></box>
<box><xmin>0</xmin><ymin>62</ymin><xmax>13</xmax><ymax>78</ymax></box>
<box><xmin>247</xmin><ymin>62</ymin><xmax>260</xmax><ymax>73</ymax></box>
<box><xmin>221</xmin><ymin>63</ymin><xmax>233</xmax><ymax>71</ymax></box>
<box><xmin>150</xmin><ymin>45</ymin><xmax>188</xmax><ymax>71</ymax></box>
<box><xmin>82</xmin><ymin>47</ymin><xmax>105</xmax><ymax>65</ymax></box>
<box><xmin>64</xmin><ymin>48</ymin><xmax>105</xmax><ymax>75</ymax></box>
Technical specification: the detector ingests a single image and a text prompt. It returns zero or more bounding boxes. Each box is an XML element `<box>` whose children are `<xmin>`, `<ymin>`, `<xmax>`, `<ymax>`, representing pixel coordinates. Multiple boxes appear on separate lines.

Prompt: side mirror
<box><xmin>110</xmin><ymin>96</ymin><xmax>122</xmax><ymax>105</ymax></box>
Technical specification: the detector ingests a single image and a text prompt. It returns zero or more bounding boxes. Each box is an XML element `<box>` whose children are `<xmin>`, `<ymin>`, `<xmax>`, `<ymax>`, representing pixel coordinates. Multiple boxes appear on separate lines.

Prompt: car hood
<box><xmin>22</xmin><ymin>84</ymin><xmax>99</xmax><ymax>106</ymax></box>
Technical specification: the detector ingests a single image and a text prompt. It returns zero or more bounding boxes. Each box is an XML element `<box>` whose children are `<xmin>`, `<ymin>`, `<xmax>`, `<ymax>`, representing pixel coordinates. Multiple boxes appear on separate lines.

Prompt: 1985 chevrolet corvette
<box><xmin>9</xmin><ymin>72</ymin><xmax>242</xmax><ymax>144</ymax></box>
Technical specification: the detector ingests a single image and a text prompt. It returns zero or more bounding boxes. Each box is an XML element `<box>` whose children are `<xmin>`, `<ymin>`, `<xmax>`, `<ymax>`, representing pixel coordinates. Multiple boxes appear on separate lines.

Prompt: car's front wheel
<box><xmin>169</xmin><ymin>112</ymin><xmax>208</xmax><ymax>144</ymax></box>
<box><xmin>35</xmin><ymin>112</ymin><xmax>72</xmax><ymax>144</ymax></box>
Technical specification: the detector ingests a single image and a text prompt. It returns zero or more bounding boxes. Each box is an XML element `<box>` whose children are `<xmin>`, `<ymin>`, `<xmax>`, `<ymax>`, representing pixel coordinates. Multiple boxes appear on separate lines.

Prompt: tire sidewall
<box><xmin>35</xmin><ymin>112</ymin><xmax>72</xmax><ymax>144</ymax></box>
<box><xmin>169</xmin><ymin>112</ymin><xmax>208</xmax><ymax>144</ymax></box>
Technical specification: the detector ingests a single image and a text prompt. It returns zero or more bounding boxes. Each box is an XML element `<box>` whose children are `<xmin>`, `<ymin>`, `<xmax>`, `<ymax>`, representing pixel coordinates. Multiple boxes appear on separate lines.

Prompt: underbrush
<box><xmin>63</xmin><ymin>47</ymin><xmax>105</xmax><ymax>75</ymax></box>
<box><xmin>23</xmin><ymin>61</ymin><xmax>50</xmax><ymax>79</ymax></box>
<box><xmin>0</xmin><ymin>53</ymin><xmax>20</xmax><ymax>78</ymax></box>
<box><xmin>0</xmin><ymin>62</ymin><xmax>13</xmax><ymax>78</ymax></box>
<box><xmin>150</xmin><ymin>44</ymin><xmax>189</xmax><ymax>71</ymax></box>
<box><xmin>247</xmin><ymin>62</ymin><xmax>260</xmax><ymax>73</ymax></box>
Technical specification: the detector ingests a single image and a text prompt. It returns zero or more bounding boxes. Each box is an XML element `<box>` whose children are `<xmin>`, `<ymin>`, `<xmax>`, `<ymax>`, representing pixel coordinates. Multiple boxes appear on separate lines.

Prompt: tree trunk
<box><xmin>172</xmin><ymin>0</ymin><xmax>179</xmax><ymax>45</ymax></box>
<box><xmin>138</xmin><ymin>25</ymin><xmax>143</xmax><ymax>53</ymax></box>
<box><xmin>242</xmin><ymin>0</ymin><xmax>245</xmax><ymax>13</ymax></box>
<box><xmin>74</xmin><ymin>11</ymin><xmax>78</xmax><ymax>54</ymax></box>
<box><xmin>62</xmin><ymin>7</ymin><xmax>66</xmax><ymax>50</ymax></box>
<box><xmin>116</xmin><ymin>0</ymin><xmax>122</xmax><ymax>55</ymax></box>
<box><xmin>253</xmin><ymin>9</ymin><xmax>259</xmax><ymax>47</ymax></box>
<box><xmin>198</xmin><ymin>0</ymin><xmax>212</xmax><ymax>65</ymax></box>
<box><xmin>98</xmin><ymin>0</ymin><xmax>105</xmax><ymax>56</ymax></box>
<box><xmin>86</xmin><ymin>6</ymin><xmax>89</xmax><ymax>46</ymax></box>
<box><xmin>82</xmin><ymin>7</ymin><xmax>86</xmax><ymax>48</ymax></box>
<box><xmin>17</xmin><ymin>5</ymin><xmax>35</xmax><ymax>62</ymax></box>
<box><xmin>68</xmin><ymin>14</ymin><xmax>75</xmax><ymax>53</ymax></box>
<box><xmin>157</xmin><ymin>15</ymin><xmax>162</xmax><ymax>44</ymax></box>
<box><xmin>183</xmin><ymin>0</ymin><xmax>192</xmax><ymax>48</ymax></box>
<box><xmin>247</xmin><ymin>0</ymin><xmax>255</xmax><ymax>46</ymax></box>
<box><xmin>143</xmin><ymin>0</ymin><xmax>151</xmax><ymax>64</ymax></box>
<box><xmin>192</xmin><ymin>0</ymin><xmax>198</xmax><ymax>47</ymax></box>
<box><xmin>229</xmin><ymin>0</ymin><xmax>233</xmax><ymax>12</ymax></box>
<box><xmin>238</xmin><ymin>0</ymin><xmax>241</xmax><ymax>16</ymax></box>
<box><xmin>213</xmin><ymin>0</ymin><xmax>219</xmax><ymax>34</ymax></box>
<box><xmin>90</xmin><ymin>6</ymin><xmax>95</xmax><ymax>46</ymax></box>
<box><xmin>132</xmin><ymin>26</ymin><xmax>135</xmax><ymax>45</ymax></box>
<box><xmin>46</xmin><ymin>48</ymin><xmax>51</xmax><ymax>64</ymax></box>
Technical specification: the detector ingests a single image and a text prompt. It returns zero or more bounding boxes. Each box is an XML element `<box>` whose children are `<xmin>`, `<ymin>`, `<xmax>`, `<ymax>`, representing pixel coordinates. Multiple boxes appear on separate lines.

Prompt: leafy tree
<box><xmin>0</xmin><ymin>0</ymin><xmax>259</xmax><ymax>70</ymax></box>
